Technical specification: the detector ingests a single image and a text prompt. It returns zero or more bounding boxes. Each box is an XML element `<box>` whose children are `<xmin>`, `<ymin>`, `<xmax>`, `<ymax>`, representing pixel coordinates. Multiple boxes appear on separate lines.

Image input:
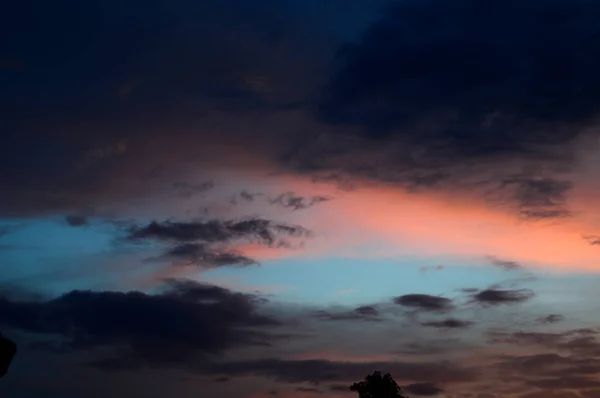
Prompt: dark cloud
<box><xmin>495</xmin><ymin>353</ymin><xmax>600</xmax><ymax>378</ymax></box>
<box><xmin>0</xmin><ymin>0</ymin><xmax>320</xmax><ymax>218</ymax></box>
<box><xmin>536</xmin><ymin>314</ymin><xmax>564</xmax><ymax>324</ymax></box>
<box><xmin>157</xmin><ymin>243</ymin><xmax>258</xmax><ymax>268</ymax></box>
<box><xmin>207</xmin><ymin>358</ymin><xmax>477</xmax><ymax>385</ymax></box>
<box><xmin>486</xmin><ymin>256</ymin><xmax>523</xmax><ymax>271</ymax></box>
<box><xmin>404</xmin><ymin>382</ymin><xmax>443</xmax><ymax>396</ymax></box>
<box><xmin>64</xmin><ymin>214</ymin><xmax>88</xmax><ymax>227</ymax></box>
<box><xmin>0</xmin><ymin>280</ymin><xmax>280</xmax><ymax>365</ymax></box>
<box><xmin>129</xmin><ymin>217</ymin><xmax>310</xmax><ymax>269</ymax></box>
<box><xmin>583</xmin><ymin>235</ymin><xmax>600</xmax><ymax>246</ymax></box>
<box><xmin>277</xmin><ymin>0</ymin><xmax>600</xmax><ymax>221</ymax></box>
<box><xmin>527</xmin><ymin>376</ymin><xmax>600</xmax><ymax>390</ymax></box>
<box><xmin>422</xmin><ymin>318</ymin><xmax>472</xmax><ymax>329</ymax></box>
<box><xmin>469</xmin><ymin>289</ymin><xmax>534</xmax><ymax>305</ymax></box>
<box><xmin>318</xmin><ymin>0</ymin><xmax>600</xmax><ymax>154</ymax></box>
<box><xmin>268</xmin><ymin>192</ymin><xmax>331</xmax><ymax>210</ymax></box>
<box><xmin>488</xmin><ymin>329</ymin><xmax>600</xmax><ymax>358</ymax></box>
<box><xmin>492</xmin><ymin>175</ymin><xmax>572</xmax><ymax>221</ymax></box>
<box><xmin>315</xmin><ymin>305</ymin><xmax>380</xmax><ymax>322</ymax></box>
<box><xmin>232</xmin><ymin>191</ymin><xmax>331</xmax><ymax>210</ymax></box>
<box><xmin>128</xmin><ymin>218</ymin><xmax>311</xmax><ymax>246</ymax></box>
<box><xmin>394</xmin><ymin>294</ymin><xmax>453</xmax><ymax>312</ymax></box>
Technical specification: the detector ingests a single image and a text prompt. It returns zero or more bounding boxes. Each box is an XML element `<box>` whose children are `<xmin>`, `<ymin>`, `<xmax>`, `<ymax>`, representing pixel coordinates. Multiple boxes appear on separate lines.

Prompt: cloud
<box><xmin>583</xmin><ymin>235</ymin><xmax>600</xmax><ymax>246</ymax></box>
<box><xmin>469</xmin><ymin>289</ymin><xmax>534</xmax><ymax>305</ymax></box>
<box><xmin>536</xmin><ymin>314</ymin><xmax>564</xmax><ymax>324</ymax></box>
<box><xmin>403</xmin><ymin>382</ymin><xmax>443</xmax><ymax>396</ymax></box>
<box><xmin>278</xmin><ymin>0</ymin><xmax>600</xmax><ymax>222</ymax></box>
<box><xmin>421</xmin><ymin>318</ymin><xmax>472</xmax><ymax>329</ymax></box>
<box><xmin>268</xmin><ymin>192</ymin><xmax>331</xmax><ymax>211</ymax></box>
<box><xmin>232</xmin><ymin>191</ymin><xmax>331</xmax><ymax>211</ymax></box>
<box><xmin>315</xmin><ymin>305</ymin><xmax>380</xmax><ymax>322</ymax></box>
<box><xmin>527</xmin><ymin>376</ymin><xmax>600</xmax><ymax>390</ymax></box>
<box><xmin>128</xmin><ymin>218</ymin><xmax>311</xmax><ymax>246</ymax></box>
<box><xmin>393</xmin><ymin>294</ymin><xmax>453</xmax><ymax>312</ymax></box>
<box><xmin>0</xmin><ymin>279</ymin><xmax>280</xmax><ymax>365</ymax></box>
<box><xmin>318</xmin><ymin>0</ymin><xmax>600</xmax><ymax>153</ymax></box>
<box><xmin>493</xmin><ymin>175</ymin><xmax>572</xmax><ymax>221</ymax></box>
<box><xmin>157</xmin><ymin>243</ymin><xmax>258</xmax><ymax>268</ymax></box>
<box><xmin>64</xmin><ymin>214</ymin><xmax>88</xmax><ymax>227</ymax></box>
<box><xmin>486</xmin><ymin>256</ymin><xmax>523</xmax><ymax>271</ymax></box>
<box><xmin>495</xmin><ymin>353</ymin><xmax>600</xmax><ymax>378</ymax></box>
<box><xmin>207</xmin><ymin>358</ymin><xmax>477</xmax><ymax>385</ymax></box>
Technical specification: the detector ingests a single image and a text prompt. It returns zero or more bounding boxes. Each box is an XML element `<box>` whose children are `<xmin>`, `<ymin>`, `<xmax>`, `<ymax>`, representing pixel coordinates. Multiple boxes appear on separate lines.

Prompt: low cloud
<box><xmin>315</xmin><ymin>305</ymin><xmax>380</xmax><ymax>322</ymax></box>
<box><xmin>537</xmin><ymin>314</ymin><xmax>564</xmax><ymax>324</ymax></box>
<box><xmin>157</xmin><ymin>243</ymin><xmax>258</xmax><ymax>269</ymax></box>
<box><xmin>0</xmin><ymin>280</ymin><xmax>281</xmax><ymax>365</ymax></box>
<box><xmin>65</xmin><ymin>214</ymin><xmax>88</xmax><ymax>227</ymax></box>
<box><xmin>486</xmin><ymin>256</ymin><xmax>523</xmax><ymax>271</ymax></box>
<box><xmin>404</xmin><ymin>382</ymin><xmax>444</xmax><ymax>396</ymax></box>
<box><xmin>469</xmin><ymin>289</ymin><xmax>535</xmax><ymax>305</ymax></box>
<box><xmin>422</xmin><ymin>318</ymin><xmax>472</xmax><ymax>329</ymax></box>
<box><xmin>128</xmin><ymin>218</ymin><xmax>311</xmax><ymax>246</ymax></box>
<box><xmin>394</xmin><ymin>294</ymin><xmax>453</xmax><ymax>312</ymax></box>
<box><xmin>207</xmin><ymin>358</ymin><xmax>477</xmax><ymax>385</ymax></box>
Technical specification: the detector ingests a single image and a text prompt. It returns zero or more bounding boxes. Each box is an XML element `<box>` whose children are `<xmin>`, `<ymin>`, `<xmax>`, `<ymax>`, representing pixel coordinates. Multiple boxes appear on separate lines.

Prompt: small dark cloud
<box><xmin>404</xmin><ymin>382</ymin><xmax>443</xmax><ymax>396</ymax></box>
<box><xmin>537</xmin><ymin>314</ymin><xmax>564</xmax><ymax>324</ymax></box>
<box><xmin>394</xmin><ymin>294</ymin><xmax>453</xmax><ymax>312</ymax></box>
<box><xmin>583</xmin><ymin>235</ymin><xmax>600</xmax><ymax>246</ymax></box>
<box><xmin>65</xmin><ymin>214</ymin><xmax>88</xmax><ymax>227</ymax></box>
<box><xmin>214</xmin><ymin>377</ymin><xmax>230</xmax><ymax>383</ymax></box>
<box><xmin>0</xmin><ymin>279</ymin><xmax>280</xmax><ymax>367</ymax></box>
<box><xmin>486</xmin><ymin>256</ymin><xmax>523</xmax><ymax>271</ymax></box>
<box><xmin>239</xmin><ymin>190</ymin><xmax>256</xmax><ymax>202</ymax></box>
<box><xmin>159</xmin><ymin>243</ymin><xmax>257</xmax><ymax>269</ymax></box>
<box><xmin>172</xmin><ymin>181</ymin><xmax>214</xmax><ymax>199</ymax></box>
<box><xmin>315</xmin><ymin>305</ymin><xmax>380</xmax><ymax>322</ymax></box>
<box><xmin>269</xmin><ymin>192</ymin><xmax>331</xmax><ymax>210</ymax></box>
<box><xmin>422</xmin><ymin>318</ymin><xmax>472</xmax><ymax>329</ymax></box>
<box><xmin>128</xmin><ymin>218</ymin><xmax>311</xmax><ymax>246</ymax></box>
<box><xmin>470</xmin><ymin>289</ymin><xmax>534</xmax><ymax>305</ymax></box>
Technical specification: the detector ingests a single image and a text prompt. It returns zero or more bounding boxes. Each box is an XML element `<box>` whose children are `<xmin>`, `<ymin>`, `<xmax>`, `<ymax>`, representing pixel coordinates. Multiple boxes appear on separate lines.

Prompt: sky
<box><xmin>4</xmin><ymin>0</ymin><xmax>600</xmax><ymax>397</ymax></box>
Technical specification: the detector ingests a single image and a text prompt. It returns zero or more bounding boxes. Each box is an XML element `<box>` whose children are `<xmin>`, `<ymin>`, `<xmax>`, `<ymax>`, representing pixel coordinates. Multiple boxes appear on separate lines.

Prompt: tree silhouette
<box><xmin>0</xmin><ymin>332</ymin><xmax>17</xmax><ymax>379</ymax></box>
<box><xmin>350</xmin><ymin>371</ymin><xmax>408</xmax><ymax>398</ymax></box>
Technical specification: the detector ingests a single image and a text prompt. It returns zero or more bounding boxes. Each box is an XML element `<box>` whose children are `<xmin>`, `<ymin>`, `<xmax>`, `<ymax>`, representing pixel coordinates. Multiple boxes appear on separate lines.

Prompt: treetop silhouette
<box><xmin>350</xmin><ymin>371</ymin><xmax>409</xmax><ymax>398</ymax></box>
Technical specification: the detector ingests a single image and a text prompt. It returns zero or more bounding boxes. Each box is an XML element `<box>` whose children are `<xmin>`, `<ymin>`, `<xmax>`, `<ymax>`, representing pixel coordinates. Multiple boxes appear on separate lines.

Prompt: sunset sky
<box><xmin>4</xmin><ymin>1</ymin><xmax>600</xmax><ymax>397</ymax></box>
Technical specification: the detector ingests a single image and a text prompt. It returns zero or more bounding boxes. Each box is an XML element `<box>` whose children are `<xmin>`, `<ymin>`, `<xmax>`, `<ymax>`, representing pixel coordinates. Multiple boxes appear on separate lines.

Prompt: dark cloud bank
<box><xmin>283</xmin><ymin>0</ymin><xmax>600</xmax><ymax>220</ymax></box>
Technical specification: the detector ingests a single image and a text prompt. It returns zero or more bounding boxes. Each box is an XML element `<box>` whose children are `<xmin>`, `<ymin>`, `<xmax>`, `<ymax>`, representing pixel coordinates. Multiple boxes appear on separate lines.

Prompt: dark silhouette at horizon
<box><xmin>350</xmin><ymin>371</ymin><xmax>410</xmax><ymax>398</ymax></box>
<box><xmin>0</xmin><ymin>332</ymin><xmax>17</xmax><ymax>380</ymax></box>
